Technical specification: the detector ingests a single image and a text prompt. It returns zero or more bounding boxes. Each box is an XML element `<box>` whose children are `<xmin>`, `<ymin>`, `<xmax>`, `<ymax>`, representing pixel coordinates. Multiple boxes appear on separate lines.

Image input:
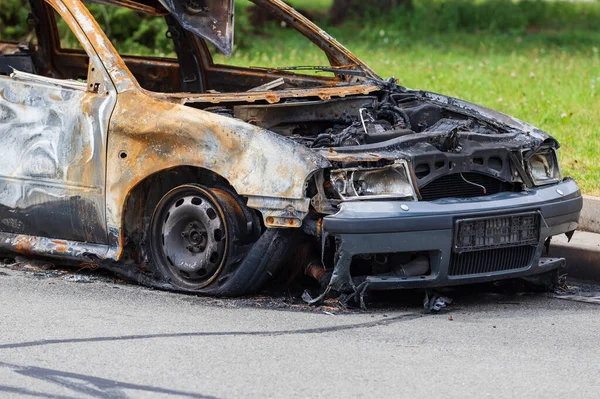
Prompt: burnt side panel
<box><xmin>0</xmin><ymin>73</ymin><xmax>110</xmax><ymax>243</ymax></box>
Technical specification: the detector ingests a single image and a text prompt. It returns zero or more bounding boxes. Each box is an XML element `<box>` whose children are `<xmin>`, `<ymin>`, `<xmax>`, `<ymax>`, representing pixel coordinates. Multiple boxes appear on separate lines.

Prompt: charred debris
<box><xmin>204</xmin><ymin>79</ymin><xmax>539</xmax><ymax>151</ymax></box>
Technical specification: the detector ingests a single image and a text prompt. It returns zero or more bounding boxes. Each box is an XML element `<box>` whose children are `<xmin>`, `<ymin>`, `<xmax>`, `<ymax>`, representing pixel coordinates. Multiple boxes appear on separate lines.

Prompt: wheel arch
<box><xmin>120</xmin><ymin>165</ymin><xmax>236</xmax><ymax>262</ymax></box>
<box><xmin>105</xmin><ymin>90</ymin><xmax>330</xmax><ymax>258</ymax></box>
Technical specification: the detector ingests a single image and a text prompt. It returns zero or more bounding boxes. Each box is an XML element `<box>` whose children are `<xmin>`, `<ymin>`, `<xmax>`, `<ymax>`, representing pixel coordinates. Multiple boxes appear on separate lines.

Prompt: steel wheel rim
<box><xmin>154</xmin><ymin>187</ymin><xmax>228</xmax><ymax>286</ymax></box>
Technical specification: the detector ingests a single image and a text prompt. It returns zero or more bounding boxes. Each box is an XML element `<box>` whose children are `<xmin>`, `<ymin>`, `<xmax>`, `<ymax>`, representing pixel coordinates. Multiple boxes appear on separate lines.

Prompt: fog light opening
<box><xmin>351</xmin><ymin>251</ymin><xmax>432</xmax><ymax>278</ymax></box>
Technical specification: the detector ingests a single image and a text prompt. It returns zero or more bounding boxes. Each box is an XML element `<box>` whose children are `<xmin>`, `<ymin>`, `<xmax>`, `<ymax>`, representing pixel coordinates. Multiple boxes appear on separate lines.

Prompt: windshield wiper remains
<box><xmin>259</xmin><ymin>65</ymin><xmax>367</xmax><ymax>77</ymax></box>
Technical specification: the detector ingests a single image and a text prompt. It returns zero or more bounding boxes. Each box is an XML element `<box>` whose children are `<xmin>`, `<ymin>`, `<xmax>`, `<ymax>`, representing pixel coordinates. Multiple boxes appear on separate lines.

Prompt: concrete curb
<box><xmin>580</xmin><ymin>195</ymin><xmax>600</xmax><ymax>234</ymax></box>
<box><xmin>552</xmin><ymin>231</ymin><xmax>600</xmax><ymax>282</ymax></box>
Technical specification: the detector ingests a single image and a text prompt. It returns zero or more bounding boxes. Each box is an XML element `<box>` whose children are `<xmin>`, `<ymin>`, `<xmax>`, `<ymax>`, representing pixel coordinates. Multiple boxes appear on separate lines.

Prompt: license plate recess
<box><xmin>454</xmin><ymin>212</ymin><xmax>540</xmax><ymax>253</ymax></box>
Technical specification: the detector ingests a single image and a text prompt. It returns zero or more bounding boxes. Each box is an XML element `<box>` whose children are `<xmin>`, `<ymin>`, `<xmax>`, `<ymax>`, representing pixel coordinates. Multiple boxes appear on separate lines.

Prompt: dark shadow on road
<box><xmin>0</xmin><ymin>312</ymin><xmax>421</xmax><ymax>351</ymax></box>
<box><xmin>0</xmin><ymin>362</ymin><xmax>217</xmax><ymax>398</ymax></box>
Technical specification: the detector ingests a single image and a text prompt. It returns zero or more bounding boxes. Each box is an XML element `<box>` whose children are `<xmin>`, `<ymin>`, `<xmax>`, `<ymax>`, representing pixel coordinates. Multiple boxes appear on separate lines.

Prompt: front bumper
<box><xmin>322</xmin><ymin>179</ymin><xmax>582</xmax><ymax>291</ymax></box>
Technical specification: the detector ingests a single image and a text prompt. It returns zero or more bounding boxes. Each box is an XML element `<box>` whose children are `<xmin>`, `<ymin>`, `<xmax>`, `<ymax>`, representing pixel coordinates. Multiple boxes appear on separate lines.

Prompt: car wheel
<box><xmin>146</xmin><ymin>184</ymin><xmax>259</xmax><ymax>294</ymax></box>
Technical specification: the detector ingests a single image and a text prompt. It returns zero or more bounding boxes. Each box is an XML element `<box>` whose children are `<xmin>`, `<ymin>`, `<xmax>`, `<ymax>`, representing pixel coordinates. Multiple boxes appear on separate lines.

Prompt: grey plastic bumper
<box><xmin>322</xmin><ymin>179</ymin><xmax>582</xmax><ymax>290</ymax></box>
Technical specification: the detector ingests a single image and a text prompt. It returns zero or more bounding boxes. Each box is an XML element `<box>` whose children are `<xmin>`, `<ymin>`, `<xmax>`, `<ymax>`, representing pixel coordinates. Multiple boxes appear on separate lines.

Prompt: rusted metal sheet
<box><xmin>0</xmin><ymin>69</ymin><xmax>114</xmax><ymax>244</ymax></box>
<box><xmin>2</xmin><ymin>232</ymin><xmax>113</xmax><ymax>260</ymax></box>
<box><xmin>0</xmin><ymin>0</ymin><xmax>117</xmax><ymax>253</ymax></box>
<box><xmin>162</xmin><ymin>84</ymin><xmax>381</xmax><ymax>105</ymax></box>
<box><xmin>105</xmin><ymin>89</ymin><xmax>329</xmax><ymax>245</ymax></box>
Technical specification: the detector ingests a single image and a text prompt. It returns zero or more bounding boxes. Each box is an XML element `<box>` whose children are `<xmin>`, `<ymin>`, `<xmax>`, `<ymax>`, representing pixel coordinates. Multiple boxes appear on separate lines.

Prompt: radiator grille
<box><xmin>419</xmin><ymin>173</ymin><xmax>511</xmax><ymax>201</ymax></box>
<box><xmin>448</xmin><ymin>245</ymin><xmax>536</xmax><ymax>276</ymax></box>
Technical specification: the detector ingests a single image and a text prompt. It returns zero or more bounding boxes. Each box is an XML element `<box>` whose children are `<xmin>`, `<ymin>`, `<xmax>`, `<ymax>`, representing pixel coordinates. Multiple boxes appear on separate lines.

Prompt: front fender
<box><xmin>106</xmin><ymin>90</ymin><xmax>328</xmax><ymax>244</ymax></box>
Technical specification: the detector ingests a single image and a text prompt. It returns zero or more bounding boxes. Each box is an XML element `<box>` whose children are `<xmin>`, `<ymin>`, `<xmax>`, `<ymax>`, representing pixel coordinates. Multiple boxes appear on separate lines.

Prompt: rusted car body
<box><xmin>0</xmin><ymin>0</ymin><xmax>582</xmax><ymax>298</ymax></box>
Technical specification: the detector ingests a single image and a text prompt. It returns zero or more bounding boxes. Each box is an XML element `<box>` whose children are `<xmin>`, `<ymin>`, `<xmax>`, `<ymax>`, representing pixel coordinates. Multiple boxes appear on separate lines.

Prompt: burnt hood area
<box><xmin>204</xmin><ymin>83</ymin><xmax>555</xmax><ymax>192</ymax></box>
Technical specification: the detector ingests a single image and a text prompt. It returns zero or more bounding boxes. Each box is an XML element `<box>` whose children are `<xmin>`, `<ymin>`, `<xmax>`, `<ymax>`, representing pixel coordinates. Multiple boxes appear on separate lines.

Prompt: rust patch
<box><xmin>14</xmin><ymin>237</ymin><xmax>34</xmax><ymax>255</ymax></box>
<box><xmin>159</xmin><ymin>84</ymin><xmax>381</xmax><ymax>105</ymax></box>
<box><xmin>105</xmin><ymin>90</ymin><xmax>328</xmax><ymax>249</ymax></box>
<box><xmin>54</xmin><ymin>243</ymin><xmax>69</xmax><ymax>253</ymax></box>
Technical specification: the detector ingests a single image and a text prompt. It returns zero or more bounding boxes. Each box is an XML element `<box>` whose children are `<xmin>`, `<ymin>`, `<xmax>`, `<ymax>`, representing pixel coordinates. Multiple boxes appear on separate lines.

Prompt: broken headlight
<box><xmin>526</xmin><ymin>148</ymin><xmax>562</xmax><ymax>186</ymax></box>
<box><xmin>329</xmin><ymin>161</ymin><xmax>417</xmax><ymax>201</ymax></box>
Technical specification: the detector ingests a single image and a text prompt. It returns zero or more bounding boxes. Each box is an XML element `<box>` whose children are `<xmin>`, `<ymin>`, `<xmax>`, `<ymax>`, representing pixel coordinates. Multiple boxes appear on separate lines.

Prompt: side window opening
<box><xmin>83</xmin><ymin>3</ymin><xmax>183</xmax><ymax>93</ymax></box>
<box><xmin>208</xmin><ymin>0</ymin><xmax>333</xmax><ymax>75</ymax></box>
<box><xmin>0</xmin><ymin>0</ymin><xmax>92</xmax><ymax>85</ymax></box>
<box><xmin>84</xmin><ymin>3</ymin><xmax>176</xmax><ymax>58</ymax></box>
<box><xmin>54</xmin><ymin>10</ymin><xmax>86</xmax><ymax>52</ymax></box>
<box><xmin>48</xmin><ymin>7</ymin><xmax>91</xmax><ymax>82</ymax></box>
<box><xmin>1</xmin><ymin>1</ymin><xmax>182</xmax><ymax>93</ymax></box>
<box><xmin>0</xmin><ymin>1</ymin><xmax>37</xmax><ymax>44</ymax></box>
<box><xmin>0</xmin><ymin>0</ymin><xmax>39</xmax><ymax>76</ymax></box>
<box><xmin>197</xmin><ymin>0</ymin><xmax>342</xmax><ymax>94</ymax></box>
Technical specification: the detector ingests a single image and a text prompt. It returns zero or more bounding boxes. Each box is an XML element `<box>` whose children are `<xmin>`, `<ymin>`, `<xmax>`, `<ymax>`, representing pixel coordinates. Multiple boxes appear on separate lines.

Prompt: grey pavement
<box><xmin>0</xmin><ymin>262</ymin><xmax>599</xmax><ymax>398</ymax></box>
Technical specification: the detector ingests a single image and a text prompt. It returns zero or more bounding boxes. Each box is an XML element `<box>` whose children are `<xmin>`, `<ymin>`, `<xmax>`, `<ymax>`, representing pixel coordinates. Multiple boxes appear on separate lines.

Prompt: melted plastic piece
<box><xmin>159</xmin><ymin>0</ymin><xmax>234</xmax><ymax>55</ymax></box>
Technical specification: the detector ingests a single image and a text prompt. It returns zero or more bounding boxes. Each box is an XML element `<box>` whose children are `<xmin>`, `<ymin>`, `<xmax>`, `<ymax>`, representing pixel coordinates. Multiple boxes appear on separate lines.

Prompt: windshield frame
<box><xmin>245</xmin><ymin>0</ymin><xmax>378</xmax><ymax>79</ymax></box>
<box><xmin>83</xmin><ymin>0</ymin><xmax>379</xmax><ymax>79</ymax></box>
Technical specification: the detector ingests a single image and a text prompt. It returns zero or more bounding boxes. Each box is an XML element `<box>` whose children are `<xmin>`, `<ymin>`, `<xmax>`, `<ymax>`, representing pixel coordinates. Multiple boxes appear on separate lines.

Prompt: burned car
<box><xmin>0</xmin><ymin>0</ymin><xmax>582</xmax><ymax>300</ymax></box>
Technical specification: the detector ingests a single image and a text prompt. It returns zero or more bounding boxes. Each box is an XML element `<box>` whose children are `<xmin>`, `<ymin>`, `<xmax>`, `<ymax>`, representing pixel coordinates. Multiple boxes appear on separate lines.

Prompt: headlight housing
<box><xmin>329</xmin><ymin>160</ymin><xmax>417</xmax><ymax>201</ymax></box>
<box><xmin>526</xmin><ymin>148</ymin><xmax>562</xmax><ymax>186</ymax></box>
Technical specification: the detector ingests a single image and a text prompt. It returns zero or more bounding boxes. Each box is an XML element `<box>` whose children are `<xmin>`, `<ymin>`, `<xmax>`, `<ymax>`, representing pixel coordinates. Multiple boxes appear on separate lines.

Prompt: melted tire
<box><xmin>205</xmin><ymin>228</ymin><xmax>298</xmax><ymax>296</ymax></box>
<box><xmin>143</xmin><ymin>184</ymin><xmax>291</xmax><ymax>296</ymax></box>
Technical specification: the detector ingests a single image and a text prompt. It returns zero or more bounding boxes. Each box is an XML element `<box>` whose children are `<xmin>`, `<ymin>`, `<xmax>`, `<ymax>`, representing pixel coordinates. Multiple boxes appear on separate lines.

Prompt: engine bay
<box><xmin>198</xmin><ymin>87</ymin><xmax>557</xmax><ymax>208</ymax></box>
<box><xmin>227</xmin><ymin>91</ymin><xmax>503</xmax><ymax>150</ymax></box>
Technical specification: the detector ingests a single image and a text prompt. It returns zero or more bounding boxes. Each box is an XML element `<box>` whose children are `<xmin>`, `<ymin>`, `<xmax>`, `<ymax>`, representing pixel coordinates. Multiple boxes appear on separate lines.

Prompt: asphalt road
<box><xmin>0</xmin><ymin>260</ymin><xmax>599</xmax><ymax>398</ymax></box>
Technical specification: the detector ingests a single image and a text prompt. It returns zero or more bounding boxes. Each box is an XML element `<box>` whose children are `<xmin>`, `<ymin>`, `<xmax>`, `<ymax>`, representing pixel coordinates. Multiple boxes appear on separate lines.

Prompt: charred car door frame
<box><xmin>0</xmin><ymin>0</ymin><xmax>117</xmax><ymax>246</ymax></box>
